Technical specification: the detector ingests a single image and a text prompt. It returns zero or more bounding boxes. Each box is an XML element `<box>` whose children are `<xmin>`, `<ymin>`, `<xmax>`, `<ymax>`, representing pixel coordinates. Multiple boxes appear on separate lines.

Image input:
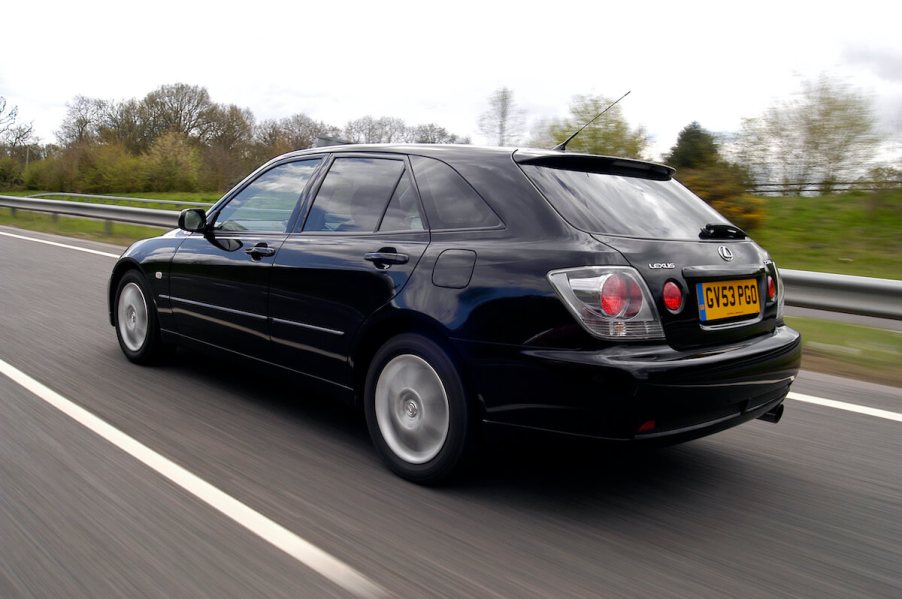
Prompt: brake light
<box><xmin>764</xmin><ymin>260</ymin><xmax>785</xmax><ymax>320</ymax></box>
<box><xmin>637</xmin><ymin>420</ymin><xmax>656</xmax><ymax>433</ymax></box>
<box><xmin>662</xmin><ymin>281</ymin><xmax>683</xmax><ymax>313</ymax></box>
<box><xmin>547</xmin><ymin>267</ymin><xmax>664</xmax><ymax>340</ymax></box>
<box><xmin>601</xmin><ymin>274</ymin><xmax>627</xmax><ymax>316</ymax></box>
<box><xmin>625</xmin><ymin>278</ymin><xmax>643</xmax><ymax>318</ymax></box>
<box><xmin>600</xmin><ymin>273</ymin><xmax>645</xmax><ymax>318</ymax></box>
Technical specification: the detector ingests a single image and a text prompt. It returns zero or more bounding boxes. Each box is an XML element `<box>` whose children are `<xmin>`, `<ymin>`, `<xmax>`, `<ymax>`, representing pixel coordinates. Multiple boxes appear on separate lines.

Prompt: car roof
<box><xmin>274</xmin><ymin>143</ymin><xmax>514</xmax><ymax>162</ymax></box>
<box><xmin>270</xmin><ymin>144</ymin><xmax>674</xmax><ymax>177</ymax></box>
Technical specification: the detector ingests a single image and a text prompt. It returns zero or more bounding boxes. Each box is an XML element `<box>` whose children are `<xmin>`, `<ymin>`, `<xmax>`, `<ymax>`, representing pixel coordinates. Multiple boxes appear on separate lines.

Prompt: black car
<box><xmin>109</xmin><ymin>144</ymin><xmax>801</xmax><ymax>483</ymax></box>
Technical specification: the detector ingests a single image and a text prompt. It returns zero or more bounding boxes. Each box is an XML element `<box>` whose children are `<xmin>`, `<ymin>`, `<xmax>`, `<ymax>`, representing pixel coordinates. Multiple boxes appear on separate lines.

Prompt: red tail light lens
<box><xmin>764</xmin><ymin>260</ymin><xmax>785</xmax><ymax>320</ymax></box>
<box><xmin>600</xmin><ymin>273</ymin><xmax>627</xmax><ymax>316</ymax></box>
<box><xmin>624</xmin><ymin>278</ymin><xmax>643</xmax><ymax>318</ymax></box>
<box><xmin>662</xmin><ymin>281</ymin><xmax>683</xmax><ymax>313</ymax></box>
<box><xmin>637</xmin><ymin>419</ymin><xmax>657</xmax><ymax>433</ymax></box>
<box><xmin>600</xmin><ymin>274</ymin><xmax>645</xmax><ymax>317</ymax></box>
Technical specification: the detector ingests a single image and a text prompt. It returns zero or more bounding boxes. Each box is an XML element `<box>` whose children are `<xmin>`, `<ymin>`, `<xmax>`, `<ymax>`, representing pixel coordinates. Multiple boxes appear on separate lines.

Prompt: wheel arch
<box><xmin>350</xmin><ymin>310</ymin><xmax>481</xmax><ymax>417</ymax></box>
<box><xmin>108</xmin><ymin>259</ymin><xmax>144</xmax><ymax>326</ymax></box>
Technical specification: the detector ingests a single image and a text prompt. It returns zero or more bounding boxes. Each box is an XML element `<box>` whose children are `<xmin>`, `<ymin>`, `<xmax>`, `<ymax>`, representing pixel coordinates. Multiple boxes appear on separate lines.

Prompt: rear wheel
<box><xmin>364</xmin><ymin>333</ymin><xmax>473</xmax><ymax>484</ymax></box>
<box><xmin>115</xmin><ymin>270</ymin><xmax>165</xmax><ymax>364</ymax></box>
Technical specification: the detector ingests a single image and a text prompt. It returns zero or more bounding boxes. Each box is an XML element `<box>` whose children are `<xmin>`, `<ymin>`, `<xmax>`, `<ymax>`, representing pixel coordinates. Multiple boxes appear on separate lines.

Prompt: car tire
<box><xmin>114</xmin><ymin>270</ymin><xmax>165</xmax><ymax>364</ymax></box>
<box><xmin>364</xmin><ymin>333</ymin><xmax>473</xmax><ymax>484</ymax></box>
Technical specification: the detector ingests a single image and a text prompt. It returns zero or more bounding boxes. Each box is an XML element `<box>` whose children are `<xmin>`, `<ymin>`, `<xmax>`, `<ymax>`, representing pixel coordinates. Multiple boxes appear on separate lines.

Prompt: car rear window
<box><xmin>520</xmin><ymin>164</ymin><xmax>730</xmax><ymax>239</ymax></box>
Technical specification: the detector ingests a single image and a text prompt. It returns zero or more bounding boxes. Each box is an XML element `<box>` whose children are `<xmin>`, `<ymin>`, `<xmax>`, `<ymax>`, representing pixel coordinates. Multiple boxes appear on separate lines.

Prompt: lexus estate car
<box><xmin>109</xmin><ymin>144</ymin><xmax>801</xmax><ymax>483</ymax></box>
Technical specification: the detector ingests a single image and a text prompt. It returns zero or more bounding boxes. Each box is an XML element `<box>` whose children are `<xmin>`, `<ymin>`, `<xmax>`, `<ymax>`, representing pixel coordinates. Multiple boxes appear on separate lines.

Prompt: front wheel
<box><xmin>114</xmin><ymin>270</ymin><xmax>165</xmax><ymax>364</ymax></box>
<box><xmin>364</xmin><ymin>334</ymin><xmax>474</xmax><ymax>484</ymax></box>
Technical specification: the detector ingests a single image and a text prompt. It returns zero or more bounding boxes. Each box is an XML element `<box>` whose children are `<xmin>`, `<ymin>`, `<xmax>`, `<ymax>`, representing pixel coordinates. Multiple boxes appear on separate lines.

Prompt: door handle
<box><xmin>245</xmin><ymin>243</ymin><xmax>276</xmax><ymax>258</ymax></box>
<box><xmin>365</xmin><ymin>251</ymin><xmax>409</xmax><ymax>267</ymax></box>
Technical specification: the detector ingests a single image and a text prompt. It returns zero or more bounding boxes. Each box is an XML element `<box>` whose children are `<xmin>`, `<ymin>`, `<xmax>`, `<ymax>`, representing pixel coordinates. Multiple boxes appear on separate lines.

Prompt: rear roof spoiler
<box><xmin>514</xmin><ymin>151</ymin><xmax>674</xmax><ymax>181</ymax></box>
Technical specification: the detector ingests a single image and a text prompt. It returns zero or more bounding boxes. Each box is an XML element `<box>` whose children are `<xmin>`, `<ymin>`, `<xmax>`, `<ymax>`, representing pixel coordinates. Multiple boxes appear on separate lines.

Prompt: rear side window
<box><xmin>521</xmin><ymin>165</ymin><xmax>730</xmax><ymax>239</ymax></box>
<box><xmin>411</xmin><ymin>156</ymin><xmax>501</xmax><ymax>230</ymax></box>
<box><xmin>304</xmin><ymin>157</ymin><xmax>405</xmax><ymax>232</ymax></box>
<box><xmin>378</xmin><ymin>175</ymin><xmax>424</xmax><ymax>231</ymax></box>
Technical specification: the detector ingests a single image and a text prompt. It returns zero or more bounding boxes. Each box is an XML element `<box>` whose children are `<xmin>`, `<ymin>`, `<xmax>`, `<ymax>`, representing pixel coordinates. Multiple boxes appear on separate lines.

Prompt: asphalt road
<box><xmin>1</xmin><ymin>226</ymin><xmax>900</xmax><ymax>598</ymax></box>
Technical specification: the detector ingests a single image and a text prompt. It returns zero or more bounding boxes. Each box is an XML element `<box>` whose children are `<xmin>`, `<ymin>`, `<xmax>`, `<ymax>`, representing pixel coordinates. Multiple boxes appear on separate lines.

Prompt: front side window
<box><xmin>303</xmin><ymin>157</ymin><xmax>405</xmax><ymax>232</ymax></box>
<box><xmin>215</xmin><ymin>159</ymin><xmax>321</xmax><ymax>233</ymax></box>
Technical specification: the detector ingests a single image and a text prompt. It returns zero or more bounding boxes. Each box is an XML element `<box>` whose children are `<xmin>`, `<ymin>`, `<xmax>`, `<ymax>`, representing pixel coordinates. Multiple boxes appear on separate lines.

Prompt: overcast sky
<box><xmin>2</xmin><ymin>0</ymin><xmax>901</xmax><ymax>160</ymax></box>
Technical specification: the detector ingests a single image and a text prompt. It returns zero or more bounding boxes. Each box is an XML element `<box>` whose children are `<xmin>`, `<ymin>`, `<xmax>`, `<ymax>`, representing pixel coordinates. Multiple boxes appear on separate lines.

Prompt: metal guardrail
<box><xmin>781</xmin><ymin>269</ymin><xmax>901</xmax><ymax>320</ymax></box>
<box><xmin>0</xmin><ymin>195</ymin><xmax>178</xmax><ymax>228</ymax></box>
<box><xmin>28</xmin><ymin>192</ymin><xmax>210</xmax><ymax>208</ymax></box>
<box><xmin>749</xmin><ymin>181</ymin><xmax>902</xmax><ymax>194</ymax></box>
<box><xmin>1</xmin><ymin>195</ymin><xmax>900</xmax><ymax>320</ymax></box>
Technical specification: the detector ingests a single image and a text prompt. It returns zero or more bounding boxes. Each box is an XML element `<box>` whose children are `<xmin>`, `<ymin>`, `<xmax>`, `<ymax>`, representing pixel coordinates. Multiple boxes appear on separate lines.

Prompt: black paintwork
<box><xmin>110</xmin><ymin>144</ymin><xmax>801</xmax><ymax>441</ymax></box>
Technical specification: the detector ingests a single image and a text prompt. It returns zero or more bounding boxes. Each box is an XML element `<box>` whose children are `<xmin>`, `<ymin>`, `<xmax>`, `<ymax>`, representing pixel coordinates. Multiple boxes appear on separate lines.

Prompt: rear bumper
<box><xmin>457</xmin><ymin>325</ymin><xmax>801</xmax><ymax>442</ymax></box>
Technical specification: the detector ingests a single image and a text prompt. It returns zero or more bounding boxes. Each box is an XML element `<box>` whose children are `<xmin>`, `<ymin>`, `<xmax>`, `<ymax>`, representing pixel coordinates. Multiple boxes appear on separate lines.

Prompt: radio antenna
<box><xmin>552</xmin><ymin>90</ymin><xmax>631</xmax><ymax>152</ymax></box>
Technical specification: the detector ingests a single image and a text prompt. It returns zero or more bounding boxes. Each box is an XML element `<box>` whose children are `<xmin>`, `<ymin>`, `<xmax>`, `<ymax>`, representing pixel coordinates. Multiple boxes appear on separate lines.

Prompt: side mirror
<box><xmin>178</xmin><ymin>208</ymin><xmax>207</xmax><ymax>232</ymax></box>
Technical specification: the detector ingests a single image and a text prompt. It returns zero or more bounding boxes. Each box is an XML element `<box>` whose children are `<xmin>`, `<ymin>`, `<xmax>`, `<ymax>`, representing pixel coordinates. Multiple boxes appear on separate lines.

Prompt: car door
<box><xmin>269</xmin><ymin>154</ymin><xmax>429</xmax><ymax>386</ymax></box>
<box><xmin>168</xmin><ymin>158</ymin><xmax>323</xmax><ymax>357</ymax></box>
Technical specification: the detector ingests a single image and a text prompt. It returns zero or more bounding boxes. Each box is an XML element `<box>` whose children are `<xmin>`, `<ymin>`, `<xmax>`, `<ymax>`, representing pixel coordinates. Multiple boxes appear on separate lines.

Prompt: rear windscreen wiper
<box><xmin>699</xmin><ymin>223</ymin><xmax>747</xmax><ymax>240</ymax></box>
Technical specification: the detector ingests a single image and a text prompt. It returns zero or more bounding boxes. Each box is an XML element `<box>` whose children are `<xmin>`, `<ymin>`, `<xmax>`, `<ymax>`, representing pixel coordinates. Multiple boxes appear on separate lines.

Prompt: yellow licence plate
<box><xmin>696</xmin><ymin>279</ymin><xmax>760</xmax><ymax>322</ymax></box>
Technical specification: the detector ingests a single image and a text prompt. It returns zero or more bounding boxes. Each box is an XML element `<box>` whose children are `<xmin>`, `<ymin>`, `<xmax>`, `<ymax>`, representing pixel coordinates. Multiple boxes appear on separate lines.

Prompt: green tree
<box><xmin>22</xmin><ymin>150</ymin><xmax>78</xmax><ymax>191</ymax></box>
<box><xmin>678</xmin><ymin>164</ymin><xmax>764</xmax><ymax>232</ymax></box>
<box><xmin>343</xmin><ymin>116</ymin><xmax>410</xmax><ymax>143</ymax></box>
<box><xmin>664</xmin><ymin>122</ymin><xmax>764</xmax><ymax>231</ymax></box>
<box><xmin>143</xmin><ymin>132</ymin><xmax>201</xmax><ymax>192</ymax></box>
<box><xmin>19</xmin><ymin>83</ymin><xmax>476</xmax><ymax>194</ymax></box>
<box><xmin>56</xmin><ymin>95</ymin><xmax>107</xmax><ymax>146</ymax></box>
<box><xmin>665</xmin><ymin>122</ymin><xmax>720</xmax><ymax>169</ymax></box>
<box><xmin>0</xmin><ymin>156</ymin><xmax>21</xmax><ymax>186</ymax></box>
<box><xmin>0</xmin><ymin>96</ymin><xmax>35</xmax><ymax>187</ymax></box>
<box><xmin>76</xmin><ymin>143</ymin><xmax>145</xmax><ymax>193</ymax></box>
<box><xmin>99</xmin><ymin>99</ymin><xmax>151</xmax><ymax>153</ymax></box>
<box><xmin>1</xmin><ymin>97</ymin><xmax>34</xmax><ymax>147</ymax></box>
<box><xmin>141</xmin><ymin>83</ymin><xmax>216</xmax><ymax>143</ymax></box>
<box><xmin>253</xmin><ymin>113</ymin><xmax>341</xmax><ymax>163</ymax></box>
<box><xmin>206</xmin><ymin>104</ymin><xmax>255</xmax><ymax>152</ymax></box>
<box><xmin>541</xmin><ymin>94</ymin><xmax>648</xmax><ymax>158</ymax></box>
<box><xmin>735</xmin><ymin>76</ymin><xmax>880</xmax><ymax>193</ymax></box>
<box><xmin>280</xmin><ymin>113</ymin><xmax>341</xmax><ymax>148</ymax></box>
<box><xmin>201</xmin><ymin>104</ymin><xmax>257</xmax><ymax>190</ymax></box>
<box><xmin>409</xmin><ymin>123</ymin><xmax>468</xmax><ymax>144</ymax></box>
<box><xmin>863</xmin><ymin>164</ymin><xmax>902</xmax><ymax>190</ymax></box>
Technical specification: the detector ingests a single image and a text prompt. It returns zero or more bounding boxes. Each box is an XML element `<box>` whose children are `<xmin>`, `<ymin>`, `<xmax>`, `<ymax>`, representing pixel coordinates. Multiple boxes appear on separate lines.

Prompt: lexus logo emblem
<box><xmin>718</xmin><ymin>246</ymin><xmax>734</xmax><ymax>262</ymax></box>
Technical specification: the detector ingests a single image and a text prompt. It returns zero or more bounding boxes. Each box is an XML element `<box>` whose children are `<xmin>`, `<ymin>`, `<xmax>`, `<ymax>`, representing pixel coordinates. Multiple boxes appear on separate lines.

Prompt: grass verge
<box><xmin>752</xmin><ymin>191</ymin><xmax>902</xmax><ymax>280</ymax></box>
<box><xmin>785</xmin><ymin>316</ymin><xmax>902</xmax><ymax>387</ymax></box>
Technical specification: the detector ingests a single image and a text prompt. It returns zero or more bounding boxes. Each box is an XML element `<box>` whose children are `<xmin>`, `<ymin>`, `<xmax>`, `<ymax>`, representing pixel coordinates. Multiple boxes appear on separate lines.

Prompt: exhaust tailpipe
<box><xmin>757</xmin><ymin>403</ymin><xmax>784</xmax><ymax>424</ymax></box>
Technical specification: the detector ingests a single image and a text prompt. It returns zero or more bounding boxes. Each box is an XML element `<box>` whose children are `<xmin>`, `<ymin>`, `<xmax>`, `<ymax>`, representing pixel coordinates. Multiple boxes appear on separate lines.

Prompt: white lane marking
<box><xmin>0</xmin><ymin>357</ymin><xmax>387</xmax><ymax>598</ymax></box>
<box><xmin>788</xmin><ymin>392</ymin><xmax>902</xmax><ymax>422</ymax></box>
<box><xmin>0</xmin><ymin>230</ymin><xmax>119</xmax><ymax>258</ymax></box>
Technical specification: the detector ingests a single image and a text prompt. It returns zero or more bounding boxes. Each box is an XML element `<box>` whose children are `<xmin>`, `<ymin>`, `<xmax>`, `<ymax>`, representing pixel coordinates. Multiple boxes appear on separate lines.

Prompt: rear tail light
<box><xmin>548</xmin><ymin>266</ymin><xmax>664</xmax><ymax>340</ymax></box>
<box><xmin>764</xmin><ymin>260</ymin><xmax>785</xmax><ymax>320</ymax></box>
<box><xmin>637</xmin><ymin>420</ymin><xmax>657</xmax><ymax>434</ymax></box>
<box><xmin>662</xmin><ymin>280</ymin><xmax>683</xmax><ymax>313</ymax></box>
